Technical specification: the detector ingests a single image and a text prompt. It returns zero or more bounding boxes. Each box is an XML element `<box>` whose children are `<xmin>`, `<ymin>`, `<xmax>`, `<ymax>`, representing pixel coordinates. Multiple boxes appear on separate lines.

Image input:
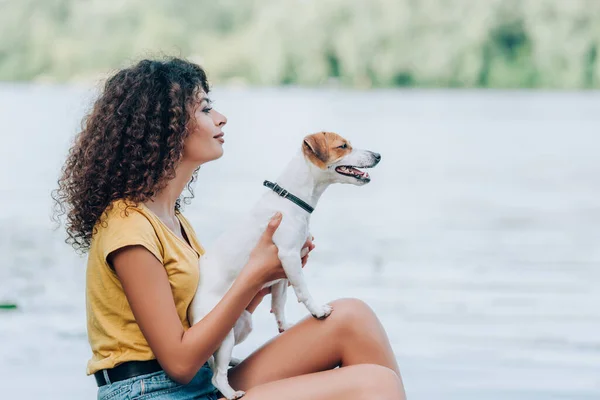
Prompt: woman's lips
<box><xmin>213</xmin><ymin>132</ymin><xmax>224</xmax><ymax>143</ymax></box>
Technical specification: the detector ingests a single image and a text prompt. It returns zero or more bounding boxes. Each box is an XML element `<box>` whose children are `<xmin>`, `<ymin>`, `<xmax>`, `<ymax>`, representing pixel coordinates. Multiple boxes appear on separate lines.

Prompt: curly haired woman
<box><xmin>53</xmin><ymin>57</ymin><xmax>406</xmax><ymax>400</ymax></box>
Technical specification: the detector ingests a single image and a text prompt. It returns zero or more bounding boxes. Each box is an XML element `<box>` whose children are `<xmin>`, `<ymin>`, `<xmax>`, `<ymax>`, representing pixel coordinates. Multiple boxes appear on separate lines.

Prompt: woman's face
<box><xmin>182</xmin><ymin>90</ymin><xmax>228</xmax><ymax>165</ymax></box>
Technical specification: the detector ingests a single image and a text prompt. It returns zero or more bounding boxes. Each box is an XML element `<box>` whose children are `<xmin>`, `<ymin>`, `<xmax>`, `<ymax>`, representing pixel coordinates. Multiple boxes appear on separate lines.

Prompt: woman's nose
<box><xmin>214</xmin><ymin>110</ymin><xmax>227</xmax><ymax>127</ymax></box>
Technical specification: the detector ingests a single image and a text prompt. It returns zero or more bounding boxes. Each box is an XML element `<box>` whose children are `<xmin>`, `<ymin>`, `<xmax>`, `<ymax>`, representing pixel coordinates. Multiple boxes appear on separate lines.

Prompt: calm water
<box><xmin>0</xmin><ymin>84</ymin><xmax>599</xmax><ymax>399</ymax></box>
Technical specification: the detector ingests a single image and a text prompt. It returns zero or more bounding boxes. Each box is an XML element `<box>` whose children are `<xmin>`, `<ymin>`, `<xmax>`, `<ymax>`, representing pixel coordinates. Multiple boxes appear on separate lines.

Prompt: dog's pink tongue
<box><xmin>352</xmin><ymin>168</ymin><xmax>365</xmax><ymax>177</ymax></box>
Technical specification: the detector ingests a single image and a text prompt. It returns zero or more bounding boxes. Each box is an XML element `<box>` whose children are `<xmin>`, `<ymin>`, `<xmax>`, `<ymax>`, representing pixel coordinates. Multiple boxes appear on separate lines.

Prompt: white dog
<box><xmin>189</xmin><ymin>131</ymin><xmax>381</xmax><ymax>399</ymax></box>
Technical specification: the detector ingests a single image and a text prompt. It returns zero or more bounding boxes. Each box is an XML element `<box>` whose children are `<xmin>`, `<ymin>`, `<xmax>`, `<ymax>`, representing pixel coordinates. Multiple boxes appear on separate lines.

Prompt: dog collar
<box><xmin>263</xmin><ymin>180</ymin><xmax>314</xmax><ymax>214</ymax></box>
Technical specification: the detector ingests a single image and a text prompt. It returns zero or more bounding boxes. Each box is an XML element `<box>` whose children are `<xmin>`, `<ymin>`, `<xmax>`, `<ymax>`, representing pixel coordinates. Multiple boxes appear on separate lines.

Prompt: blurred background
<box><xmin>1</xmin><ymin>0</ymin><xmax>599</xmax><ymax>398</ymax></box>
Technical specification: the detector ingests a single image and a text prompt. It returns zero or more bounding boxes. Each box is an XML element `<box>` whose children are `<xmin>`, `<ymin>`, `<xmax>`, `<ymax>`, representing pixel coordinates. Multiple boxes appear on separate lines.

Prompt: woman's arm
<box><xmin>112</xmin><ymin>246</ymin><xmax>261</xmax><ymax>383</ymax></box>
<box><xmin>111</xmin><ymin>213</ymin><xmax>287</xmax><ymax>384</ymax></box>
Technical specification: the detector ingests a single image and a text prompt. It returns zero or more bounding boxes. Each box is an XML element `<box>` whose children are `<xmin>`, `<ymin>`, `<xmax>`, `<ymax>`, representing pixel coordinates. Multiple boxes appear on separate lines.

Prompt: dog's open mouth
<box><xmin>335</xmin><ymin>166</ymin><xmax>370</xmax><ymax>181</ymax></box>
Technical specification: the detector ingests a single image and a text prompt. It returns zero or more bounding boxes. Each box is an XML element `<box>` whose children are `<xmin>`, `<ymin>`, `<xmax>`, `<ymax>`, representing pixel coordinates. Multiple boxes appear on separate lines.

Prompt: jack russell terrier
<box><xmin>189</xmin><ymin>131</ymin><xmax>381</xmax><ymax>399</ymax></box>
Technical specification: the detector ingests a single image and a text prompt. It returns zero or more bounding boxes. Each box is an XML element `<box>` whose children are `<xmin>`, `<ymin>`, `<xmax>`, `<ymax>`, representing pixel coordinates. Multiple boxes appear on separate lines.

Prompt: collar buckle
<box><xmin>272</xmin><ymin>184</ymin><xmax>289</xmax><ymax>198</ymax></box>
<box><xmin>263</xmin><ymin>180</ymin><xmax>314</xmax><ymax>214</ymax></box>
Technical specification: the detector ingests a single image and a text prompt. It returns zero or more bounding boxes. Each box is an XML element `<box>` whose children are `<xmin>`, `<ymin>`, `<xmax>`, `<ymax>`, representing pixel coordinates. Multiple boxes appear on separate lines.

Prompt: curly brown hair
<box><xmin>52</xmin><ymin>57</ymin><xmax>210</xmax><ymax>253</ymax></box>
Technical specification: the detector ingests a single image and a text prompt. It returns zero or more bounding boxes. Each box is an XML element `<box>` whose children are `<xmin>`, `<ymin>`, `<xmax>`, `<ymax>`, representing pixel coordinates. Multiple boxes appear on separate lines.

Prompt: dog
<box><xmin>189</xmin><ymin>131</ymin><xmax>381</xmax><ymax>399</ymax></box>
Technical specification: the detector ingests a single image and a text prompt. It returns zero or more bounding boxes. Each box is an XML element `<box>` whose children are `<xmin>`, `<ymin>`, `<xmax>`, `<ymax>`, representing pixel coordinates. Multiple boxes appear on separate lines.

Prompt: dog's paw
<box><xmin>277</xmin><ymin>322</ymin><xmax>294</xmax><ymax>333</ymax></box>
<box><xmin>229</xmin><ymin>390</ymin><xmax>246</xmax><ymax>400</ymax></box>
<box><xmin>215</xmin><ymin>384</ymin><xmax>245</xmax><ymax>400</ymax></box>
<box><xmin>311</xmin><ymin>304</ymin><xmax>333</xmax><ymax>320</ymax></box>
<box><xmin>212</xmin><ymin>374</ymin><xmax>243</xmax><ymax>400</ymax></box>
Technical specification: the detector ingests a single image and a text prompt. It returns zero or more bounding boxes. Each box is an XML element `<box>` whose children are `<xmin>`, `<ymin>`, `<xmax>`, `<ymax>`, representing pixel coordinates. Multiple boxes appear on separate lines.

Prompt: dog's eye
<box><xmin>338</xmin><ymin>143</ymin><xmax>348</xmax><ymax>149</ymax></box>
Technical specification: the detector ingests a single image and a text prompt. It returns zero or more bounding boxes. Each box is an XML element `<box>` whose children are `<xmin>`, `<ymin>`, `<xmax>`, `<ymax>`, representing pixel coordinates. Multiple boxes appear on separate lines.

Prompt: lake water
<box><xmin>0</xmin><ymin>84</ymin><xmax>598</xmax><ymax>399</ymax></box>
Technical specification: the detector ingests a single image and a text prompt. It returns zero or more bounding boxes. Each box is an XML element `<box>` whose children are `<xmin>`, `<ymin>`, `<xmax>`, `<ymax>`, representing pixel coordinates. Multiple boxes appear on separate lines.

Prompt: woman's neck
<box><xmin>145</xmin><ymin>161</ymin><xmax>197</xmax><ymax>219</ymax></box>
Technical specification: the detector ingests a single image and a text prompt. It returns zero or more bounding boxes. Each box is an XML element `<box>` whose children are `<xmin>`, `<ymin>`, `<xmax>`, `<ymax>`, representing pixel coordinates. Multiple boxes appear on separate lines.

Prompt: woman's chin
<box><xmin>208</xmin><ymin>148</ymin><xmax>225</xmax><ymax>162</ymax></box>
<box><xmin>189</xmin><ymin>149</ymin><xmax>224</xmax><ymax>166</ymax></box>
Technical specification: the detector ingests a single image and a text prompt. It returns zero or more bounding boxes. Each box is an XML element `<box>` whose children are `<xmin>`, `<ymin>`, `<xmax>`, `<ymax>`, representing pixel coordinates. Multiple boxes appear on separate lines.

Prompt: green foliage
<box><xmin>1</xmin><ymin>0</ymin><xmax>600</xmax><ymax>88</ymax></box>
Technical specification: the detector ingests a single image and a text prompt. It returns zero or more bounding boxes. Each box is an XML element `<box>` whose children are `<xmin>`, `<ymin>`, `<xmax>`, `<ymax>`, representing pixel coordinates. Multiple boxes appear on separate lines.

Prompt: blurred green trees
<box><xmin>1</xmin><ymin>0</ymin><xmax>599</xmax><ymax>88</ymax></box>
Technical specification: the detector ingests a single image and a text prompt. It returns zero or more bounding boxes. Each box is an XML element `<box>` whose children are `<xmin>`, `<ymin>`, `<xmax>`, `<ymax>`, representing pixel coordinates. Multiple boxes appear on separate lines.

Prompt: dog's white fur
<box><xmin>189</xmin><ymin>132</ymin><xmax>381</xmax><ymax>399</ymax></box>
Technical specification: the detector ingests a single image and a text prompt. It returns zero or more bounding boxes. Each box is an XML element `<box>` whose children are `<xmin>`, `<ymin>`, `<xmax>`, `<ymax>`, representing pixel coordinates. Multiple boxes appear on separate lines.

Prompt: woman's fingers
<box><xmin>302</xmin><ymin>237</ymin><xmax>311</xmax><ymax>247</ymax></box>
<box><xmin>302</xmin><ymin>238</ymin><xmax>315</xmax><ymax>252</ymax></box>
<box><xmin>299</xmin><ymin>236</ymin><xmax>315</xmax><ymax>268</ymax></box>
<box><xmin>301</xmin><ymin>254</ymin><xmax>308</xmax><ymax>268</ymax></box>
<box><xmin>261</xmin><ymin>212</ymin><xmax>282</xmax><ymax>244</ymax></box>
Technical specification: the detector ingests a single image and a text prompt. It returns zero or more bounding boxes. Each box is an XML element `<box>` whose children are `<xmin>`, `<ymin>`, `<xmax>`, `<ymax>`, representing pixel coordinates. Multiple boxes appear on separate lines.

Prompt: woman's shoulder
<box><xmin>92</xmin><ymin>199</ymin><xmax>164</xmax><ymax>262</ymax></box>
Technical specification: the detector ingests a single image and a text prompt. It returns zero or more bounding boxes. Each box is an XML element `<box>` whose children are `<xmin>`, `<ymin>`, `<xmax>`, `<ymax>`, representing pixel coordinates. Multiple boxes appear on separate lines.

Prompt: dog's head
<box><xmin>302</xmin><ymin>131</ymin><xmax>381</xmax><ymax>186</ymax></box>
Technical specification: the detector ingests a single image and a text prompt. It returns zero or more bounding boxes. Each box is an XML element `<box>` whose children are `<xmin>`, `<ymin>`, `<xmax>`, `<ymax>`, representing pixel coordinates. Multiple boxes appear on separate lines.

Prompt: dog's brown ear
<box><xmin>303</xmin><ymin>134</ymin><xmax>329</xmax><ymax>169</ymax></box>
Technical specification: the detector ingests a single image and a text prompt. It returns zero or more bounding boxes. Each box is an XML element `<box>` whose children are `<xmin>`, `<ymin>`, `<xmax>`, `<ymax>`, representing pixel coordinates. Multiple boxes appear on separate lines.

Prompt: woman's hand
<box><xmin>301</xmin><ymin>235</ymin><xmax>315</xmax><ymax>267</ymax></box>
<box><xmin>242</xmin><ymin>212</ymin><xmax>286</xmax><ymax>286</ymax></box>
<box><xmin>245</xmin><ymin>235</ymin><xmax>315</xmax><ymax>313</ymax></box>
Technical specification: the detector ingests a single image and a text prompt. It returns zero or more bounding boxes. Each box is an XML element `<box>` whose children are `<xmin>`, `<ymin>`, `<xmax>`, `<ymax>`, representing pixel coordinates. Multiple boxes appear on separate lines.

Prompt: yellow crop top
<box><xmin>85</xmin><ymin>199</ymin><xmax>204</xmax><ymax>375</ymax></box>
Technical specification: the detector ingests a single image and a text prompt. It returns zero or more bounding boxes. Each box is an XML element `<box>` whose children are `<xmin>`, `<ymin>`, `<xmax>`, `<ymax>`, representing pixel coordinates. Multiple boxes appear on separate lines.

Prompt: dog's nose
<box><xmin>373</xmin><ymin>152</ymin><xmax>381</xmax><ymax>162</ymax></box>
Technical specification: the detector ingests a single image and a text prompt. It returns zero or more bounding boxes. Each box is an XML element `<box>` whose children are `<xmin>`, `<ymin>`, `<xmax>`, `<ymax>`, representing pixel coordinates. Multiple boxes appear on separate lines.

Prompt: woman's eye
<box><xmin>338</xmin><ymin>143</ymin><xmax>348</xmax><ymax>149</ymax></box>
<box><xmin>201</xmin><ymin>99</ymin><xmax>214</xmax><ymax>114</ymax></box>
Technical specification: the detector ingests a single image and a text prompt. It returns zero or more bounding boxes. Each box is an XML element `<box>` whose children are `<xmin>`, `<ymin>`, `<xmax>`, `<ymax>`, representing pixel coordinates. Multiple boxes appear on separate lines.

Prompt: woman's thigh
<box><xmin>228</xmin><ymin>364</ymin><xmax>403</xmax><ymax>400</ymax></box>
<box><xmin>227</xmin><ymin>298</ymin><xmax>400</xmax><ymax>391</ymax></box>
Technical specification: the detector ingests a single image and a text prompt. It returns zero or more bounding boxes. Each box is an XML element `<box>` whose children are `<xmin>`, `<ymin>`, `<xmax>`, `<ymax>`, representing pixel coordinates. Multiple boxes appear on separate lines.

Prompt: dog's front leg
<box><xmin>278</xmin><ymin>252</ymin><xmax>333</xmax><ymax>319</ymax></box>
<box><xmin>233</xmin><ymin>309</ymin><xmax>253</xmax><ymax>345</ymax></box>
<box><xmin>271</xmin><ymin>279</ymin><xmax>293</xmax><ymax>332</ymax></box>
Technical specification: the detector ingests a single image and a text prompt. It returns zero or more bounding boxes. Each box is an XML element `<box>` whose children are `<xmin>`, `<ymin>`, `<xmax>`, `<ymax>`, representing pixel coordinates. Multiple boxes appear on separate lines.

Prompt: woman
<box><xmin>53</xmin><ymin>57</ymin><xmax>406</xmax><ymax>400</ymax></box>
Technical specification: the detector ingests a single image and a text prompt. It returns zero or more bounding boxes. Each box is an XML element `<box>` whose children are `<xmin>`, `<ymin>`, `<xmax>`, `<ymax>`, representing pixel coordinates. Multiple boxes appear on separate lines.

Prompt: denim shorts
<box><xmin>97</xmin><ymin>362</ymin><xmax>220</xmax><ymax>400</ymax></box>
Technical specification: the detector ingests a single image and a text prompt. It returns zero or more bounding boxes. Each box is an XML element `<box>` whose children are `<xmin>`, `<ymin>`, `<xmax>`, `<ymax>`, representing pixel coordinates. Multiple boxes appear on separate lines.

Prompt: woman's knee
<box><xmin>328</xmin><ymin>298</ymin><xmax>377</xmax><ymax>333</ymax></box>
<box><xmin>353</xmin><ymin>364</ymin><xmax>404</xmax><ymax>400</ymax></box>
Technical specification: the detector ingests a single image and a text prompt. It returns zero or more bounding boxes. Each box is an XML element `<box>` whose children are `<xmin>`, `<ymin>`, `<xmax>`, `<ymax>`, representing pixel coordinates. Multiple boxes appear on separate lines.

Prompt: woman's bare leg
<box><xmin>238</xmin><ymin>364</ymin><xmax>403</xmax><ymax>400</ymax></box>
<box><xmin>225</xmin><ymin>298</ymin><xmax>406</xmax><ymax>399</ymax></box>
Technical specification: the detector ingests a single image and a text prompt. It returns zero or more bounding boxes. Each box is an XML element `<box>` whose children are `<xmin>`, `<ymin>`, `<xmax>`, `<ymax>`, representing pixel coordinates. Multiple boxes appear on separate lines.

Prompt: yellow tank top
<box><xmin>85</xmin><ymin>199</ymin><xmax>204</xmax><ymax>375</ymax></box>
